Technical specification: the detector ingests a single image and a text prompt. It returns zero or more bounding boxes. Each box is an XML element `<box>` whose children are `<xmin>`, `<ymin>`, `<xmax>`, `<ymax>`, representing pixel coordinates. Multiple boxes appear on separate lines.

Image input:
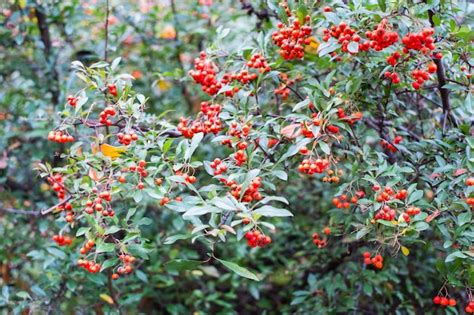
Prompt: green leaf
<box><xmin>377</xmin><ymin>0</ymin><xmax>387</xmax><ymax>11</ymax></box>
<box><xmin>318</xmin><ymin>41</ymin><xmax>339</xmax><ymax>57</ymax></box>
<box><xmin>458</xmin><ymin>212</ymin><xmax>472</xmax><ymax>226</ymax></box>
<box><xmin>165</xmin><ymin>259</ymin><xmax>202</xmax><ymax>272</ymax></box>
<box><xmin>216</xmin><ymin>258</ymin><xmax>259</xmax><ymax>281</ymax></box>
<box><xmin>105</xmin><ymin>226</ymin><xmax>121</xmax><ymax>235</ymax></box>
<box><xmin>319</xmin><ymin>141</ymin><xmax>331</xmax><ymax>155</ymax></box>
<box><xmin>445</xmin><ymin>251</ymin><xmax>468</xmax><ymax>263</ymax></box>
<box><xmin>46</xmin><ymin>247</ymin><xmax>66</xmax><ymax>259</ymax></box>
<box><xmin>16</xmin><ymin>291</ymin><xmax>31</xmax><ymax>300</ymax></box>
<box><xmin>408</xmin><ymin>190</ymin><xmax>423</xmax><ymax>204</ymax></box>
<box><xmin>136</xmin><ymin>270</ymin><xmax>148</xmax><ymax>283</ymax></box>
<box><xmin>258</xmin><ymin>196</ymin><xmax>289</xmax><ymax>205</ymax></box>
<box><xmin>95</xmin><ymin>242</ymin><xmax>115</xmax><ymax>253</ymax></box>
<box><xmin>356</xmin><ymin>227</ymin><xmax>370</xmax><ymax>240</ymax></box>
<box><xmin>163</xmin><ymin>234</ymin><xmax>190</xmax><ymax>245</ymax></box>
<box><xmin>76</xmin><ymin>227</ymin><xmax>91</xmax><ymax>237</ymax></box>
<box><xmin>185</xmin><ymin>132</ymin><xmax>204</xmax><ymax>160</ymax></box>
<box><xmin>292</xmin><ymin>99</ymin><xmax>310</xmax><ymax>112</ymax></box>
<box><xmin>272</xmin><ymin>170</ymin><xmax>288</xmax><ymax>181</ymax></box>
<box><xmin>414</xmin><ymin>221</ymin><xmax>430</xmax><ymax>231</ymax></box>
<box><xmin>183</xmin><ymin>206</ymin><xmax>221</xmax><ymax>218</ymax></box>
<box><xmin>137</xmin><ymin>217</ymin><xmax>153</xmax><ymax>226</ymax></box>
<box><xmin>253</xmin><ymin>205</ymin><xmax>293</xmax><ymax>217</ymax></box>
<box><xmin>347</xmin><ymin>42</ymin><xmax>359</xmax><ymax>54</ymax></box>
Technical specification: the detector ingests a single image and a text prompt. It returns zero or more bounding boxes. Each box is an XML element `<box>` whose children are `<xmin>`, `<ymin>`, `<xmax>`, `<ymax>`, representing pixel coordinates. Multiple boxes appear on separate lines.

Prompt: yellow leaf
<box><xmin>304</xmin><ymin>36</ymin><xmax>320</xmax><ymax>54</ymax></box>
<box><xmin>100</xmin><ymin>143</ymin><xmax>127</xmax><ymax>159</ymax></box>
<box><xmin>401</xmin><ymin>246</ymin><xmax>410</xmax><ymax>256</ymax></box>
<box><xmin>157</xmin><ymin>79</ymin><xmax>171</xmax><ymax>92</ymax></box>
<box><xmin>88</xmin><ymin>168</ymin><xmax>100</xmax><ymax>182</ymax></box>
<box><xmin>159</xmin><ymin>25</ymin><xmax>176</xmax><ymax>39</ymax></box>
<box><xmin>91</xmin><ymin>143</ymin><xmax>99</xmax><ymax>155</ymax></box>
<box><xmin>391</xmin><ymin>220</ymin><xmax>399</xmax><ymax>225</ymax></box>
<box><xmin>99</xmin><ymin>293</ymin><xmax>114</xmax><ymax>305</ymax></box>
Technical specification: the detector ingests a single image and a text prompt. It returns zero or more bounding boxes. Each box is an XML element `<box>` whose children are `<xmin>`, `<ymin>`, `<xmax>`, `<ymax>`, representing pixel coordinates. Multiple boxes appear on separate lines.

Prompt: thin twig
<box><xmin>0</xmin><ymin>207</ymin><xmax>40</xmax><ymax>216</ymax></box>
<box><xmin>41</xmin><ymin>196</ymin><xmax>73</xmax><ymax>215</ymax></box>
<box><xmin>104</xmin><ymin>0</ymin><xmax>110</xmax><ymax>61</ymax></box>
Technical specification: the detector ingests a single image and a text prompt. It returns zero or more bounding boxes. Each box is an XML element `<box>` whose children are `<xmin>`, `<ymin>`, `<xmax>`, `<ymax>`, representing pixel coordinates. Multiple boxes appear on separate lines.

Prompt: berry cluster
<box><xmin>52</xmin><ymin>235</ymin><xmax>72</xmax><ymax>246</ymax></box>
<box><xmin>233</xmin><ymin>150</ymin><xmax>247</xmax><ymax>166</ymax></box>
<box><xmin>272</xmin><ymin>16</ymin><xmax>312</xmax><ymax>60</ymax></box>
<box><xmin>332</xmin><ymin>192</ymin><xmax>362</xmax><ymax>208</ymax></box>
<box><xmin>225</xmin><ymin>122</ymin><xmax>251</xmax><ymax>143</ymax></box>
<box><xmin>393</xmin><ymin>188</ymin><xmax>407</xmax><ymax>200</ymax></box>
<box><xmin>117</xmin><ymin>131</ymin><xmax>138</xmax><ymax>145</ymax></box>
<box><xmin>63</xmin><ymin>203</ymin><xmax>75</xmax><ymax>223</ymax></box>
<box><xmin>326</xmin><ymin>124</ymin><xmax>340</xmax><ymax>134</ymax></box>
<box><xmin>323</xmin><ymin>22</ymin><xmax>369</xmax><ymax>53</ymax></box>
<box><xmin>48</xmin><ymin>130</ymin><xmax>75</xmax><ymax>143</ymax></box>
<box><xmin>297</xmin><ymin>158</ymin><xmax>330</xmax><ymax>175</ymax></box>
<box><xmin>366</xmin><ymin>20</ymin><xmax>399</xmax><ymax>51</ymax></box>
<box><xmin>380</xmin><ymin>139</ymin><xmax>398</xmax><ymax>153</ymax></box>
<box><xmin>77</xmin><ymin>259</ymin><xmax>101</xmax><ymax>273</ymax></box>
<box><xmin>255</xmin><ymin>137</ymin><xmax>278</xmax><ymax>149</ymax></box>
<box><xmin>362</xmin><ymin>251</ymin><xmax>384</xmax><ymax>269</ymax></box>
<box><xmin>312</xmin><ymin>228</ymin><xmax>331</xmax><ymax>249</ymax></box>
<box><xmin>227</xmin><ymin>177</ymin><xmax>263</xmax><ymax>202</ymax></box>
<box><xmin>244</xmin><ymin>230</ymin><xmax>272</xmax><ymax>248</ymax></box>
<box><xmin>401</xmin><ymin>28</ymin><xmax>435</xmax><ymax>54</ymax></box>
<box><xmin>130</xmin><ymin>160</ymin><xmax>148</xmax><ymax>189</ymax></box>
<box><xmin>300</xmin><ymin>123</ymin><xmax>314</xmax><ymax>138</ymax></box>
<box><xmin>67</xmin><ymin>95</ymin><xmax>78</xmax><ymax>107</ymax></box>
<box><xmin>465</xmin><ymin>300</ymin><xmax>474</xmax><ymax>313</ymax></box>
<box><xmin>84</xmin><ymin>189</ymin><xmax>115</xmax><ymax>217</ymax></box>
<box><xmin>386</xmin><ymin>51</ymin><xmax>401</xmax><ymax>66</ymax></box>
<box><xmin>99</xmin><ymin>106</ymin><xmax>116</xmax><ymax>126</ymax></box>
<box><xmin>374</xmin><ymin>205</ymin><xmax>396</xmax><ymax>221</ymax></box>
<box><xmin>337</xmin><ymin>108</ymin><xmax>363</xmax><ymax>125</ymax></box>
<box><xmin>47</xmin><ymin>174</ymin><xmax>66</xmax><ymax>200</ymax></box>
<box><xmin>411</xmin><ymin>68</ymin><xmax>432</xmax><ymax>90</ymax></box>
<box><xmin>321</xmin><ymin>169</ymin><xmax>344</xmax><ymax>184</ymax></box>
<box><xmin>210</xmin><ymin>158</ymin><xmax>227</xmax><ymax>175</ymax></box>
<box><xmin>160</xmin><ymin>196</ymin><xmax>171</xmax><ymax>206</ymax></box>
<box><xmin>461</xmin><ymin>65</ymin><xmax>472</xmax><ymax>79</ymax></box>
<box><xmin>384</xmin><ymin>71</ymin><xmax>401</xmax><ymax>84</ymax></box>
<box><xmin>175</xmin><ymin>170</ymin><xmax>197</xmax><ymax>184</ymax></box>
<box><xmin>107</xmin><ymin>83</ymin><xmax>117</xmax><ymax>97</ymax></box>
<box><xmin>79</xmin><ymin>239</ymin><xmax>95</xmax><ymax>255</ymax></box>
<box><xmin>112</xmin><ymin>254</ymin><xmax>137</xmax><ymax>280</ymax></box>
<box><xmin>222</xmin><ymin>70</ymin><xmax>257</xmax><ymax>86</ymax></box>
<box><xmin>375</xmin><ymin>185</ymin><xmax>406</xmax><ymax>202</ymax></box>
<box><xmin>400</xmin><ymin>206</ymin><xmax>421</xmax><ymax>223</ymax></box>
<box><xmin>189</xmin><ymin>51</ymin><xmax>222</xmax><ymax>96</ymax></box>
<box><xmin>274</xmin><ymin>73</ymin><xmax>295</xmax><ymax>99</ymax></box>
<box><xmin>247</xmin><ymin>54</ymin><xmax>271</xmax><ymax>73</ymax></box>
<box><xmin>432</xmin><ymin>296</ymin><xmax>457</xmax><ymax>307</ymax></box>
<box><xmin>177</xmin><ymin>102</ymin><xmax>222</xmax><ymax>138</ymax></box>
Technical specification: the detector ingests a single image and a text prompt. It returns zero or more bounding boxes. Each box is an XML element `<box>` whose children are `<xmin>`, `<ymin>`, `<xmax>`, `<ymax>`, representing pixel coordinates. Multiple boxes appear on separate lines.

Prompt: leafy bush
<box><xmin>1</xmin><ymin>0</ymin><xmax>473</xmax><ymax>314</ymax></box>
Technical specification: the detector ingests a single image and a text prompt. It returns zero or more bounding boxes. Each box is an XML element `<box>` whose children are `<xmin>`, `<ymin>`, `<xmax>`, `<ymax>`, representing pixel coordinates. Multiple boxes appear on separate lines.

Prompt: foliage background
<box><xmin>0</xmin><ymin>0</ymin><xmax>473</xmax><ymax>314</ymax></box>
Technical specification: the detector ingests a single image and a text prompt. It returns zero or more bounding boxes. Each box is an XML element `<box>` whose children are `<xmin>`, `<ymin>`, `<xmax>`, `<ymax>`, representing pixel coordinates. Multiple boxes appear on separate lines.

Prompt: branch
<box><xmin>41</xmin><ymin>196</ymin><xmax>73</xmax><ymax>215</ymax></box>
<box><xmin>0</xmin><ymin>207</ymin><xmax>40</xmax><ymax>216</ymax></box>
<box><xmin>34</xmin><ymin>1</ymin><xmax>59</xmax><ymax>105</ymax></box>
<box><xmin>427</xmin><ymin>8</ymin><xmax>458</xmax><ymax>132</ymax></box>
<box><xmin>104</xmin><ymin>0</ymin><xmax>110</xmax><ymax>61</ymax></box>
<box><xmin>239</xmin><ymin>0</ymin><xmax>276</xmax><ymax>29</ymax></box>
<box><xmin>170</xmin><ymin>0</ymin><xmax>195</xmax><ymax>112</ymax></box>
